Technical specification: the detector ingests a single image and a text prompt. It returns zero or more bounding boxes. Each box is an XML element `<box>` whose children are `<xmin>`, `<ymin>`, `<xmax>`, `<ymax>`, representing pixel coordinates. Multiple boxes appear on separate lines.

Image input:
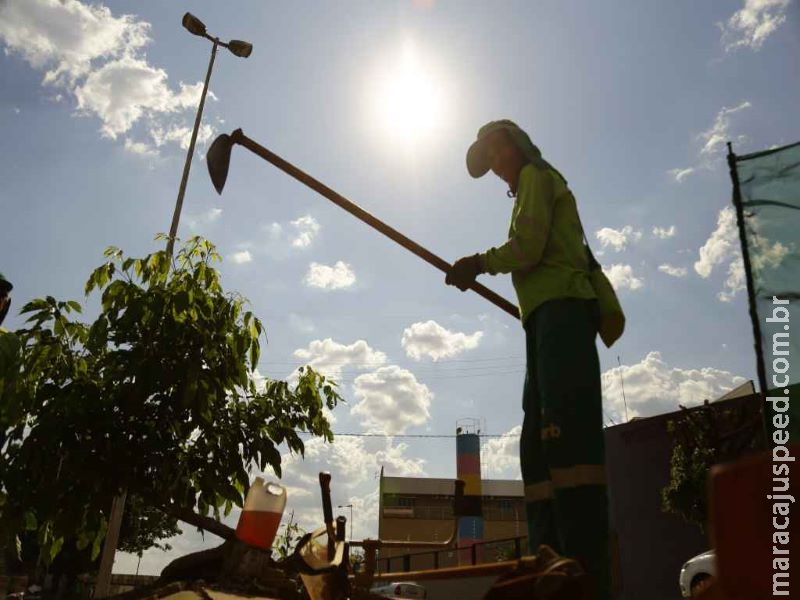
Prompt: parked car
<box><xmin>371</xmin><ymin>582</ymin><xmax>427</xmax><ymax>599</ymax></box>
<box><xmin>679</xmin><ymin>550</ymin><xmax>715</xmax><ymax>598</ymax></box>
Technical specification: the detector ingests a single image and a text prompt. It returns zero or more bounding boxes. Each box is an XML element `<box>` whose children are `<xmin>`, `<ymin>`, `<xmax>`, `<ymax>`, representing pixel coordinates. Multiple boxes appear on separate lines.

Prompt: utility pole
<box><xmin>338</xmin><ymin>504</ymin><xmax>354</xmax><ymax>542</ymax></box>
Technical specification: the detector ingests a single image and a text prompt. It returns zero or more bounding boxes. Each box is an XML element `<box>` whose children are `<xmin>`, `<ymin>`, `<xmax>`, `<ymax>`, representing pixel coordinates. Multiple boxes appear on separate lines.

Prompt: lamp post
<box><xmin>95</xmin><ymin>16</ymin><xmax>252</xmax><ymax>598</ymax></box>
<box><xmin>338</xmin><ymin>504</ymin><xmax>354</xmax><ymax>541</ymax></box>
<box><xmin>165</xmin><ymin>12</ymin><xmax>253</xmax><ymax>257</ymax></box>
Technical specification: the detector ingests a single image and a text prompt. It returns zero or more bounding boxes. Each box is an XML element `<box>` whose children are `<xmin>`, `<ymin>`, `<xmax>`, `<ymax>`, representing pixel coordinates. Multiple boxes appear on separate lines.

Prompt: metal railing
<box><xmin>383</xmin><ymin>505</ymin><xmax>524</xmax><ymax>522</ymax></box>
<box><xmin>376</xmin><ymin>535</ymin><xmax>529</xmax><ymax>573</ymax></box>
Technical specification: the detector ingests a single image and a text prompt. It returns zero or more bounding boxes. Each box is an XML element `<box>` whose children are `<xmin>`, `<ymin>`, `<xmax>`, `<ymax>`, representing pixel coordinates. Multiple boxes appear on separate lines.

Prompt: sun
<box><xmin>371</xmin><ymin>41</ymin><xmax>444</xmax><ymax>145</ymax></box>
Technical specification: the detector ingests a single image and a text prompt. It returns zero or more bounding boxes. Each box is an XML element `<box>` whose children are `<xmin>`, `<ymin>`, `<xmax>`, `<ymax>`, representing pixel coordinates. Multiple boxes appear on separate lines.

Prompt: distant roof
<box><xmin>714</xmin><ymin>380</ymin><xmax>755</xmax><ymax>402</ymax></box>
<box><xmin>382</xmin><ymin>476</ymin><xmax>523</xmax><ymax>497</ymax></box>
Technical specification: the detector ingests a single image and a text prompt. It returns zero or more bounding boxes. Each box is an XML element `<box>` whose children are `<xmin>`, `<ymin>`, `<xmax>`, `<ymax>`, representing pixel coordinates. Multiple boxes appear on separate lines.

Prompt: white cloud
<box><xmin>0</xmin><ymin>0</ymin><xmax>149</xmax><ymax>84</ymax></box>
<box><xmin>124</xmin><ymin>138</ymin><xmax>157</xmax><ymax>157</ymax></box>
<box><xmin>718</xmin><ymin>257</ymin><xmax>746</xmax><ymax>302</ymax></box>
<box><xmin>481</xmin><ymin>426</ymin><xmax>521</xmax><ymax>479</ymax></box>
<box><xmin>284</xmin><ymin>437</ymin><xmax>425</xmax><ymax>484</ymax></box>
<box><xmin>694</xmin><ymin>207</ymin><xmax>790</xmax><ymax>302</ymax></box>
<box><xmin>262</xmin><ymin>215</ymin><xmax>321</xmax><ymax>251</ymax></box>
<box><xmin>292</xmin><ymin>338</ymin><xmax>387</xmax><ymax>379</ymax></box>
<box><xmin>401</xmin><ymin>320</ymin><xmax>483</xmax><ymax>361</ymax></box>
<box><xmin>150</xmin><ymin>123</ymin><xmax>215</xmax><ymax>150</ymax></box>
<box><xmin>658</xmin><ymin>264</ymin><xmax>688</xmax><ymax>278</ymax></box>
<box><xmin>186</xmin><ymin>207</ymin><xmax>222</xmax><ymax>231</ymax></box>
<box><xmin>668</xmin><ymin>167</ymin><xmax>696</xmax><ymax>182</ymax></box>
<box><xmin>719</xmin><ymin>0</ymin><xmax>790</xmax><ymax>52</ymax></box>
<box><xmin>74</xmin><ymin>56</ymin><xmax>204</xmax><ymax>139</ymax></box>
<box><xmin>694</xmin><ymin>207</ymin><xmax>738</xmax><ymax>278</ymax></box>
<box><xmin>595</xmin><ymin>226</ymin><xmax>642</xmax><ymax>252</ymax></box>
<box><xmin>652</xmin><ymin>225</ymin><xmax>677</xmax><ymax>239</ymax></box>
<box><xmin>280</xmin><ymin>435</ymin><xmax>425</xmax><ymax>535</ymax></box>
<box><xmin>601</xmin><ymin>351</ymin><xmax>747</xmax><ymax>421</ymax></box>
<box><xmin>290</xmin><ymin>215</ymin><xmax>321</xmax><ymax>248</ymax></box>
<box><xmin>670</xmin><ymin>101</ymin><xmax>751</xmax><ymax>178</ymax></box>
<box><xmin>603</xmin><ymin>264</ymin><xmax>644</xmax><ymax>291</ymax></box>
<box><xmin>230</xmin><ymin>250</ymin><xmax>253</xmax><ymax>264</ymax></box>
<box><xmin>0</xmin><ymin>0</ymin><xmax>213</xmax><ymax>152</ymax></box>
<box><xmin>750</xmin><ymin>223</ymin><xmax>791</xmax><ymax>276</ymax></box>
<box><xmin>351</xmin><ymin>366</ymin><xmax>433</xmax><ymax>434</ymax></box>
<box><xmin>304</xmin><ymin>261</ymin><xmax>356</xmax><ymax>290</ymax></box>
<box><xmin>699</xmin><ymin>101</ymin><xmax>751</xmax><ymax>158</ymax></box>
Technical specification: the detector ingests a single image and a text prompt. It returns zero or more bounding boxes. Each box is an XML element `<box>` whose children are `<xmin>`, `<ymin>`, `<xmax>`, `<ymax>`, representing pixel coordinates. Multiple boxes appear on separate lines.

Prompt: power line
<box><xmin>309</xmin><ymin>371</ymin><xmax>525</xmax><ymax>385</ymax></box>
<box><xmin>258</xmin><ymin>356</ymin><xmax>524</xmax><ymax>367</ymax></box>
<box><xmin>294</xmin><ymin>431</ymin><xmax>520</xmax><ymax>439</ymax></box>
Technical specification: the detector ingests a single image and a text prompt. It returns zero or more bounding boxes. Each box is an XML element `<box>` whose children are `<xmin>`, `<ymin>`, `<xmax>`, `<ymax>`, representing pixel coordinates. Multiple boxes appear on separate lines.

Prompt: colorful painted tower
<box><xmin>456</xmin><ymin>419</ymin><xmax>483</xmax><ymax>564</ymax></box>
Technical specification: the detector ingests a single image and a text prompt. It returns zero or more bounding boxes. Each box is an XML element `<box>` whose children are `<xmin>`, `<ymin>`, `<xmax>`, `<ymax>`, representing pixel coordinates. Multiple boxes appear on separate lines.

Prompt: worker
<box><xmin>0</xmin><ymin>272</ymin><xmax>11</xmax><ymax>327</ymax></box>
<box><xmin>446</xmin><ymin>120</ymin><xmax>611</xmax><ymax>599</ymax></box>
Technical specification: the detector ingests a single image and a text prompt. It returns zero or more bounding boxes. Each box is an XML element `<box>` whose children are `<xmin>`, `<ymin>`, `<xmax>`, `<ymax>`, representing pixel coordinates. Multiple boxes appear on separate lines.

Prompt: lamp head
<box><xmin>227</xmin><ymin>40</ymin><xmax>253</xmax><ymax>58</ymax></box>
<box><xmin>182</xmin><ymin>13</ymin><xmax>207</xmax><ymax>37</ymax></box>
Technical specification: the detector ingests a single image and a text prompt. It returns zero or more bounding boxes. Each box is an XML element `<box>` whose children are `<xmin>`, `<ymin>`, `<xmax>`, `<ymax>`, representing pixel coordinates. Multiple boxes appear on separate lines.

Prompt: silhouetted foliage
<box><xmin>661</xmin><ymin>399</ymin><xmax>764</xmax><ymax>532</ymax></box>
<box><xmin>0</xmin><ymin>237</ymin><xmax>341</xmax><ymax>563</ymax></box>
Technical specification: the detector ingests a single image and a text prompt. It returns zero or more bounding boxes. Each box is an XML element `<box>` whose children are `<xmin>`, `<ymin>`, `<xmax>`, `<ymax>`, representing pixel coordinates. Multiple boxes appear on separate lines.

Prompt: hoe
<box><xmin>206</xmin><ymin>128</ymin><xmax>518</xmax><ymax>319</ymax></box>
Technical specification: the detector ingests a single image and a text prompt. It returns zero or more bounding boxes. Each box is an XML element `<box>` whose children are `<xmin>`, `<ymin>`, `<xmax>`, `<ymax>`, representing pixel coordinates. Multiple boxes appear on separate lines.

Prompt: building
<box><xmin>378</xmin><ymin>474</ymin><xmax>526</xmax><ymax>568</ymax></box>
<box><xmin>374</xmin><ymin>382</ymin><xmax>761</xmax><ymax>600</ymax></box>
<box><xmin>378</xmin><ymin>420</ymin><xmax>528</xmax><ymax>571</ymax></box>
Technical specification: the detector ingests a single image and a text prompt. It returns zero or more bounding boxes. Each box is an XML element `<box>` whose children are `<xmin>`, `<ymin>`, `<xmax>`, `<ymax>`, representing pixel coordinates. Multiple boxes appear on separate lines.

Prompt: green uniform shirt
<box><xmin>479</xmin><ymin>163</ymin><xmax>596</xmax><ymax>324</ymax></box>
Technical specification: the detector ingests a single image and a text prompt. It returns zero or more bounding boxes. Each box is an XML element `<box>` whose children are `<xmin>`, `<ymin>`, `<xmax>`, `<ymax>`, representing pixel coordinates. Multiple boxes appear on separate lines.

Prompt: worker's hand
<box><xmin>445</xmin><ymin>255</ymin><xmax>483</xmax><ymax>291</ymax></box>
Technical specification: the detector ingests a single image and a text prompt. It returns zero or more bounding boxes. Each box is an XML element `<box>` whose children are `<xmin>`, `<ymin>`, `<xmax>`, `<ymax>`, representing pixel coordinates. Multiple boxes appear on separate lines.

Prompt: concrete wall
<box><xmin>604</xmin><ymin>393</ymin><xmax>761</xmax><ymax>600</ymax></box>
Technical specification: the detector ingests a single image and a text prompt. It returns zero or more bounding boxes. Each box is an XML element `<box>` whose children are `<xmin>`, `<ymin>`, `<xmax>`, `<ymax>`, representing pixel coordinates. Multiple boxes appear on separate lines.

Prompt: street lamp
<box><xmin>338</xmin><ymin>504</ymin><xmax>354</xmax><ymax>542</ymax></box>
<box><xmin>95</xmin><ymin>15</ymin><xmax>254</xmax><ymax>599</ymax></box>
<box><xmin>165</xmin><ymin>13</ymin><xmax>253</xmax><ymax>257</ymax></box>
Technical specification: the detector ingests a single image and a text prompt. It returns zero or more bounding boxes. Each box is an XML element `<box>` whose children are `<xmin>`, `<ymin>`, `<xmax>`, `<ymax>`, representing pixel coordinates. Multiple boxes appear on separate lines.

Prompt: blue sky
<box><xmin>1</xmin><ymin>0</ymin><xmax>798</xmax><ymax>574</ymax></box>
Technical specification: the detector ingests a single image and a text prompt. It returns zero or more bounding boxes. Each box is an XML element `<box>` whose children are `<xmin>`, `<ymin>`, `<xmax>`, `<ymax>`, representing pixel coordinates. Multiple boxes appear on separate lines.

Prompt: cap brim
<box><xmin>466</xmin><ymin>137</ymin><xmax>491</xmax><ymax>178</ymax></box>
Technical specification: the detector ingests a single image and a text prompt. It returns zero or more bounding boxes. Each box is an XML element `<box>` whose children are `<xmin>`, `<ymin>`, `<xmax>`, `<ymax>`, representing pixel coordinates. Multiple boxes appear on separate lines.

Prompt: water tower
<box><xmin>456</xmin><ymin>418</ymin><xmax>484</xmax><ymax>563</ymax></box>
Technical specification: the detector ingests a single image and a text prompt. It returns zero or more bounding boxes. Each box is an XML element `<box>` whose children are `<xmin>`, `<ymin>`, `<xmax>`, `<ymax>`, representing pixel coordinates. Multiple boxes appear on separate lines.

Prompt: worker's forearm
<box><xmin>479</xmin><ymin>233</ymin><xmax>546</xmax><ymax>275</ymax></box>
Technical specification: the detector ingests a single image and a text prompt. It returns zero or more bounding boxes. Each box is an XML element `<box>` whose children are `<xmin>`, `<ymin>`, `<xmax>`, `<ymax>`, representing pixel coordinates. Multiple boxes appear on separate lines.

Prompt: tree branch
<box><xmin>170</xmin><ymin>506</ymin><xmax>235</xmax><ymax>541</ymax></box>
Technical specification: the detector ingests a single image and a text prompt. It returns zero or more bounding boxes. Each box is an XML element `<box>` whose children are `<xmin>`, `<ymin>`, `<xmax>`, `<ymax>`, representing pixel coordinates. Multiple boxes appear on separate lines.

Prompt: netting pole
<box><xmin>726</xmin><ymin>141</ymin><xmax>771</xmax><ymax>443</ymax></box>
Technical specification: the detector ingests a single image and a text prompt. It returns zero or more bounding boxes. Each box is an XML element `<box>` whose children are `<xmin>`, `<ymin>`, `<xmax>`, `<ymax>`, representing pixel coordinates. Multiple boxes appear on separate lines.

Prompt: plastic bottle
<box><xmin>235</xmin><ymin>477</ymin><xmax>287</xmax><ymax>550</ymax></box>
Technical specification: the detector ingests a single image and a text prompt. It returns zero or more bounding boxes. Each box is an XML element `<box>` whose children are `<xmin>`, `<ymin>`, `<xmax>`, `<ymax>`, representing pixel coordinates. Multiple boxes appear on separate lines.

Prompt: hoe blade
<box><xmin>207</xmin><ymin>132</ymin><xmax>234</xmax><ymax>194</ymax></box>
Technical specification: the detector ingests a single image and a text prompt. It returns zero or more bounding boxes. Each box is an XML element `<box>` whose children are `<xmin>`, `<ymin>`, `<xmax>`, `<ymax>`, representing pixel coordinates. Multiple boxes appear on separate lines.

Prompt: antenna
<box><xmin>618</xmin><ymin>356</ymin><xmax>629</xmax><ymax>422</ymax></box>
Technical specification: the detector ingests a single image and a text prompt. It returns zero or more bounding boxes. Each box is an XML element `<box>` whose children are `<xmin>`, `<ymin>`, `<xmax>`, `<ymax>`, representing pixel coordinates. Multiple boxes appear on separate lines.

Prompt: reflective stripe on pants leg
<box><xmin>550</xmin><ymin>464</ymin><xmax>606</xmax><ymax>489</ymax></box>
<box><xmin>524</xmin><ymin>480</ymin><xmax>555</xmax><ymax>502</ymax></box>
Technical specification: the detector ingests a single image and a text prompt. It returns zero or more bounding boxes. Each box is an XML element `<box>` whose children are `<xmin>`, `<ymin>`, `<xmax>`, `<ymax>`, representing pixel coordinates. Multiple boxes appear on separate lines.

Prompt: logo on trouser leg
<box><xmin>541</xmin><ymin>422</ymin><xmax>562</xmax><ymax>441</ymax></box>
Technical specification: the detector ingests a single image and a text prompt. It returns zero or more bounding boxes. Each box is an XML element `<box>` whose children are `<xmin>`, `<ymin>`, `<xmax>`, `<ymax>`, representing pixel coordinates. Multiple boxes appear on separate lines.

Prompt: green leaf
<box><xmin>48</xmin><ymin>536</ymin><xmax>65</xmax><ymax>562</ymax></box>
<box><xmin>91</xmin><ymin>520</ymin><xmax>108</xmax><ymax>561</ymax></box>
<box><xmin>24</xmin><ymin>512</ymin><xmax>37</xmax><ymax>530</ymax></box>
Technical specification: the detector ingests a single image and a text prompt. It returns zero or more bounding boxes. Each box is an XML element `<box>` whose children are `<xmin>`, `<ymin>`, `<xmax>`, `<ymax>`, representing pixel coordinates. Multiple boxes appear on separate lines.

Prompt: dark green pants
<box><xmin>521</xmin><ymin>297</ymin><xmax>611</xmax><ymax>599</ymax></box>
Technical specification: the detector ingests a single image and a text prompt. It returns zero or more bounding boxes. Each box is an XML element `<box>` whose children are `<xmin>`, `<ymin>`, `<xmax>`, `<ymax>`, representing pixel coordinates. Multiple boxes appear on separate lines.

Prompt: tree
<box><xmin>661</xmin><ymin>400</ymin><xmax>764</xmax><ymax>532</ymax></box>
<box><xmin>272</xmin><ymin>511</ymin><xmax>307</xmax><ymax>563</ymax></box>
<box><xmin>0</xmin><ymin>237</ymin><xmax>342</xmax><ymax>565</ymax></box>
<box><xmin>661</xmin><ymin>406</ymin><xmax>718</xmax><ymax>532</ymax></box>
